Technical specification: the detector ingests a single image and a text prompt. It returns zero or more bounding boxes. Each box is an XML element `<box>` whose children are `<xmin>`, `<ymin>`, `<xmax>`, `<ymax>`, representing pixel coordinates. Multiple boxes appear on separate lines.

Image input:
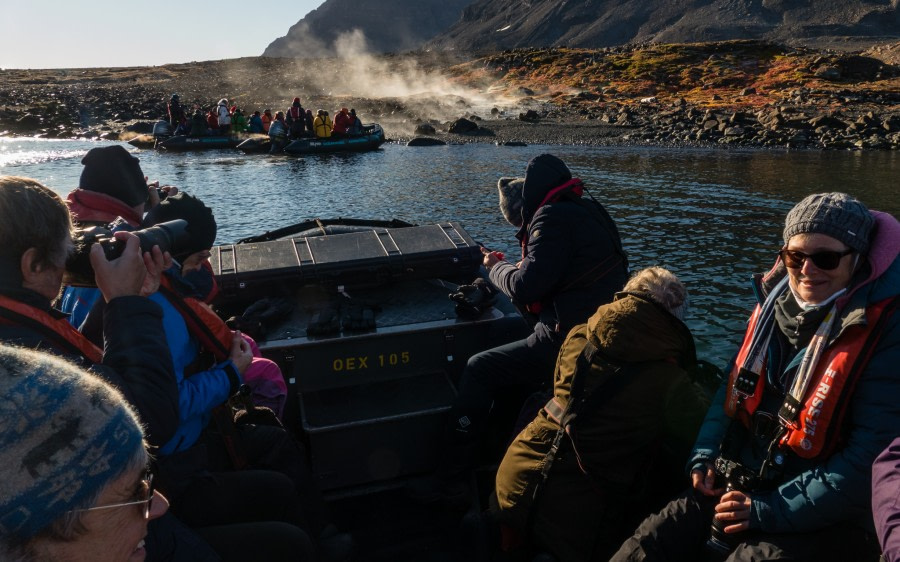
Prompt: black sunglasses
<box><xmin>779</xmin><ymin>248</ymin><xmax>853</xmax><ymax>271</ymax></box>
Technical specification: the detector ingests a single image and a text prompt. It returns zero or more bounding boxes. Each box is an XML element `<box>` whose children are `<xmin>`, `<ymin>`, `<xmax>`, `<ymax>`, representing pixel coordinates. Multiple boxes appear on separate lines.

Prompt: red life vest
<box><xmin>0</xmin><ymin>294</ymin><xmax>103</xmax><ymax>364</ymax></box>
<box><xmin>158</xmin><ymin>276</ymin><xmax>233</xmax><ymax>363</ymax></box>
<box><xmin>288</xmin><ymin>106</ymin><xmax>303</xmax><ymax>120</ymax></box>
<box><xmin>725</xmin><ymin>295</ymin><xmax>897</xmax><ymax>459</ymax></box>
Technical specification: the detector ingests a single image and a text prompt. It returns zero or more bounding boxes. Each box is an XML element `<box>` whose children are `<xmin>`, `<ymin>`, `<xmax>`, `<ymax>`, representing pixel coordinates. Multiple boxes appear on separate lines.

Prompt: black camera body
<box><xmin>64</xmin><ymin>219</ymin><xmax>190</xmax><ymax>287</ymax></box>
<box><xmin>706</xmin><ymin>457</ymin><xmax>760</xmax><ymax>556</ymax></box>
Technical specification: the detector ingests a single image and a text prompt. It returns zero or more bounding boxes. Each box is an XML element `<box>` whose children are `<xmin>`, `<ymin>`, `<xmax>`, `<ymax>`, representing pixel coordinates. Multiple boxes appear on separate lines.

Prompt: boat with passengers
<box><xmin>236</xmin><ymin>123</ymin><xmax>387</xmax><ymax>155</ymax></box>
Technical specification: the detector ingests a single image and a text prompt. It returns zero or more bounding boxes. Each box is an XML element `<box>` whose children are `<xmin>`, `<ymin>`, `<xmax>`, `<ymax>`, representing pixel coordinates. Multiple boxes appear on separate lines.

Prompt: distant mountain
<box><xmin>429</xmin><ymin>0</ymin><xmax>900</xmax><ymax>52</ymax></box>
<box><xmin>263</xmin><ymin>0</ymin><xmax>472</xmax><ymax>56</ymax></box>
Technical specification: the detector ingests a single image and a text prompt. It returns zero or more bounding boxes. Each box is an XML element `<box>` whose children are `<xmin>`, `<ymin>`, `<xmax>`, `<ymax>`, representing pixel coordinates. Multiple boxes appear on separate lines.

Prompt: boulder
<box><xmin>414</xmin><ymin>123</ymin><xmax>436</xmax><ymax>135</ymax></box>
<box><xmin>124</xmin><ymin>121</ymin><xmax>154</xmax><ymax>134</ymax></box>
<box><xmin>448</xmin><ymin>118</ymin><xmax>478</xmax><ymax>134</ymax></box>
<box><xmin>495</xmin><ymin>141</ymin><xmax>527</xmax><ymax>146</ymax></box>
<box><xmin>518</xmin><ymin>110</ymin><xmax>540</xmax><ymax>122</ymax></box>
<box><xmin>814</xmin><ymin>66</ymin><xmax>842</xmax><ymax>81</ymax></box>
<box><xmin>407</xmin><ymin>137</ymin><xmax>446</xmax><ymax>147</ymax></box>
<box><xmin>15</xmin><ymin>114</ymin><xmax>42</xmax><ymax>131</ymax></box>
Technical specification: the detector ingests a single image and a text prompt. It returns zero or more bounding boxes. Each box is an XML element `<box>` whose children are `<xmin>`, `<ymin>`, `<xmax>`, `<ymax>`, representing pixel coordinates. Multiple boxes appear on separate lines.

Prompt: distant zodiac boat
<box><xmin>281</xmin><ymin>124</ymin><xmax>386</xmax><ymax>155</ymax></box>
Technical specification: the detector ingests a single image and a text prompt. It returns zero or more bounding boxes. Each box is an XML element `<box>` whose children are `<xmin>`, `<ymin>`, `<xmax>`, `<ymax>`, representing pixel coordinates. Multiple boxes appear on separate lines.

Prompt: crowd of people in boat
<box><xmin>0</xmin><ymin>148</ymin><xmax>898</xmax><ymax>562</ymax></box>
<box><xmin>166</xmin><ymin>94</ymin><xmax>365</xmax><ymax>140</ymax></box>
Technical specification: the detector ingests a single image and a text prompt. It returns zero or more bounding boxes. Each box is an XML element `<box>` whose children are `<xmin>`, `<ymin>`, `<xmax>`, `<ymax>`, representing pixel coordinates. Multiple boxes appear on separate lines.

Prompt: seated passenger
<box><xmin>262</xmin><ymin>108</ymin><xmax>274</xmax><ymax>133</ymax></box>
<box><xmin>332</xmin><ymin>107</ymin><xmax>351</xmax><ymax>137</ymax></box>
<box><xmin>216</xmin><ymin>98</ymin><xmax>231</xmax><ymax>134</ymax></box>
<box><xmin>0</xmin><ymin>345</ymin><xmax>169</xmax><ymax>561</ymax></box>
<box><xmin>142</xmin><ymin>192</ymin><xmax>288</xmax><ymax>420</ymax></box>
<box><xmin>206</xmin><ymin>107</ymin><xmax>218</xmax><ymax>132</ymax></box>
<box><xmin>0</xmin><ymin>174</ymin><xmax>177</xmax><ymax>450</ymax></box>
<box><xmin>190</xmin><ymin>109</ymin><xmax>209</xmax><ymax>136</ymax></box>
<box><xmin>613</xmin><ymin>193</ymin><xmax>900</xmax><ymax>561</ymax></box>
<box><xmin>314</xmin><ymin>109</ymin><xmax>332</xmax><ymax>138</ymax></box>
<box><xmin>305</xmin><ymin>108</ymin><xmax>314</xmax><ymax>134</ymax></box>
<box><xmin>126</xmin><ymin>193</ymin><xmax>352</xmax><ymax>561</ymax></box>
<box><xmin>231</xmin><ymin>107</ymin><xmax>248</xmax><ymax>134</ymax></box>
<box><xmin>248</xmin><ymin>110</ymin><xmax>264</xmax><ymax>134</ymax></box>
<box><xmin>60</xmin><ymin>145</ymin><xmax>177</xmax><ymax>329</ymax></box>
<box><xmin>492</xmin><ymin>267</ymin><xmax>709</xmax><ymax>561</ymax></box>
<box><xmin>268</xmin><ymin>112</ymin><xmax>289</xmax><ymax>152</ymax></box>
<box><xmin>348</xmin><ymin>108</ymin><xmax>363</xmax><ymax>135</ymax></box>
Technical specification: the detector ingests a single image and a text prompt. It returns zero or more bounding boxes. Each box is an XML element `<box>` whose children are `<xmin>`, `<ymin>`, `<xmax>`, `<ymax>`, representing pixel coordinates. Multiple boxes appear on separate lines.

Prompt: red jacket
<box><xmin>333</xmin><ymin>110</ymin><xmax>352</xmax><ymax>134</ymax></box>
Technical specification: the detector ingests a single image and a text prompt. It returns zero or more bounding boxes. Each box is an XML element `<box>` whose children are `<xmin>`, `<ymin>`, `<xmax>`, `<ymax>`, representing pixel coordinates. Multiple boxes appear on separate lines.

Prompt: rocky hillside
<box><xmin>431</xmin><ymin>0</ymin><xmax>900</xmax><ymax>52</ymax></box>
<box><xmin>263</xmin><ymin>0</ymin><xmax>471</xmax><ymax>56</ymax></box>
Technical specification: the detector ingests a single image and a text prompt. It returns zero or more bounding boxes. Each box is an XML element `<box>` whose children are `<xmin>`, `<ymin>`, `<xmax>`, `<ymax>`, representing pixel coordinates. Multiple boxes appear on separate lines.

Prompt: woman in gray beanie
<box><xmin>613</xmin><ymin>192</ymin><xmax>900</xmax><ymax>561</ymax></box>
<box><xmin>0</xmin><ymin>345</ymin><xmax>167</xmax><ymax>561</ymax></box>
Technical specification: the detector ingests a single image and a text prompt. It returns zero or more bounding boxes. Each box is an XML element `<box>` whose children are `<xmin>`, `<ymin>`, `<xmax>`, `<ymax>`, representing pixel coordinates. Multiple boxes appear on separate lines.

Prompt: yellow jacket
<box><xmin>313</xmin><ymin>115</ymin><xmax>333</xmax><ymax>138</ymax></box>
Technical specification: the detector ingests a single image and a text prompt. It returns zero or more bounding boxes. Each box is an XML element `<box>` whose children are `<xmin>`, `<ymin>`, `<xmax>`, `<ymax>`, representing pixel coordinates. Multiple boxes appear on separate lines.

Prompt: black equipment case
<box><xmin>211</xmin><ymin>221</ymin><xmax>529</xmax><ymax>492</ymax></box>
<box><xmin>209</xmin><ymin>222</ymin><xmax>482</xmax><ymax>301</ymax></box>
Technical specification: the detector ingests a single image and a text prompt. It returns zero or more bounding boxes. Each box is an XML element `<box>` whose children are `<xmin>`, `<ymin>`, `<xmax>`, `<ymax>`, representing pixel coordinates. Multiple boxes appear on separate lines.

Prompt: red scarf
<box><xmin>66</xmin><ymin>189</ymin><xmax>142</xmax><ymax>227</ymax></box>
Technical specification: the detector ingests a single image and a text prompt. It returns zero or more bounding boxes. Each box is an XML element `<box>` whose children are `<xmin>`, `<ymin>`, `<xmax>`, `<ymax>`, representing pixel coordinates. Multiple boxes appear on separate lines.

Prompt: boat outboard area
<box><xmin>210</xmin><ymin>219</ymin><xmax>530</xmax><ymax>557</ymax></box>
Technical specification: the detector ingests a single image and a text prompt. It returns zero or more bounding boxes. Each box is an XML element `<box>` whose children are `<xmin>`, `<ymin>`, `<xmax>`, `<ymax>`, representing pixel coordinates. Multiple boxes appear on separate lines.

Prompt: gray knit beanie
<box><xmin>783</xmin><ymin>192</ymin><xmax>874</xmax><ymax>254</ymax></box>
<box><xmin>0</xmin><ymin>346</ymin><xmax>144</xmax><ymax>541</ymax></box>
<box><xmin>497</xmin><ymin>177</ymin><xmax>524</xmax><ymax>228</ymax></box>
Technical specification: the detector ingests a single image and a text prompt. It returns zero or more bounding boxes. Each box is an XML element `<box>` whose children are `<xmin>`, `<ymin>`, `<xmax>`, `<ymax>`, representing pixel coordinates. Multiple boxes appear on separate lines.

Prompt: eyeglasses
<box><xmin>779</xmin><ymin>248</ymin><xmax>853</xmax><ymax>271</ymax></box>
<box><xmin>70</xmin><ymin>470</ymin><xmax>155</xmax><ymax>520</ymax></box>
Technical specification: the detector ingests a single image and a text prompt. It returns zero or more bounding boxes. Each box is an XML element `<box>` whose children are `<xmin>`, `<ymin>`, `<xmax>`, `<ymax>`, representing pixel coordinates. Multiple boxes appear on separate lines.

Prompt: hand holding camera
<box><xmin>65</xmin><ymin>220</ymin><xmax>189</xmax><ymax>289</ymax></box>
<box><xmin>705</xmin><ymin>457</ymin><xmax>758</xmax><ymax>556</ymax></box>
<box><xmin>90</xmin><ymin>232</ymin><xmax>150</xmax><ymax>302</ymax></box>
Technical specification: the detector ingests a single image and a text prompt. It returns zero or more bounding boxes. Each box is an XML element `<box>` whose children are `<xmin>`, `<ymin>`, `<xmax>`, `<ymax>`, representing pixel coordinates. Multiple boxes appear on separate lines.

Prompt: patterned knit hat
<box><xmin>783</xmin><ymin>192</ymin><xmax>874</xmax><ymax>254</ymax></box>
<box><xmin>0</xmin><ymin>346</ymin><xmax>144</xmax><ymax>541</ymax></box>
<box><xmin>497</xmin><ymin>177</ymin><xmax>525</xmax><ymax>227</ymax></box>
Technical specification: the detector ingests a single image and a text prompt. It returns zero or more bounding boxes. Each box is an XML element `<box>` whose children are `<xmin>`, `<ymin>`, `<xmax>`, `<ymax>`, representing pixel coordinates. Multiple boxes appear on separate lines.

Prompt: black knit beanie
<box><xmin>783</xmin><ymin>192</ymin><xmax>874</xmax><ymax>254</ymax></box>
<box><xmin>79</xmin><ymin>145</ymin><xmax>148</xmax><ymax>207</ymax></box>
<box><xmin>144</xmin><ymin>192</ymin><xmax>217</xmax><ymax>259</ymax></box>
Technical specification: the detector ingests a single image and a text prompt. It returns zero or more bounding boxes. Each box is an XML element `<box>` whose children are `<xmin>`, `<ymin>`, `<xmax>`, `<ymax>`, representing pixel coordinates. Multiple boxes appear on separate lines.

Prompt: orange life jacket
<box><xmin>0</xmin><ymin>294</ymin><xmax>103</xmax><ymax>363</ymax></box>
<box><xmin>158</xmin><ymin>276</ymin><xmax>233</xmax><ymax>363</ymax></box>
<box><xmin>725</xmin><ymin>295</ymin><xmax>897</xmax><ymax>459</ymax></box>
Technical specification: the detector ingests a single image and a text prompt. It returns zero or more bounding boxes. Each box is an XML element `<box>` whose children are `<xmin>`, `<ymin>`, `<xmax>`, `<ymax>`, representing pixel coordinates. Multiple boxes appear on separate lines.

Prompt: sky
<box><xmin>0</xmin><ymin>0</ymin><xmax>325</xmax><ymax>69</ymax></box>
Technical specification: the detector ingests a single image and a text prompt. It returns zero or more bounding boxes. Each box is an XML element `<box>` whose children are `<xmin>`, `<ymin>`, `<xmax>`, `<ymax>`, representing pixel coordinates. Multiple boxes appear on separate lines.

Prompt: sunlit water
<box><xmin>2</xmin><ymin>137</ymin><xmax>898</xmax><ymax>367</ymax></box>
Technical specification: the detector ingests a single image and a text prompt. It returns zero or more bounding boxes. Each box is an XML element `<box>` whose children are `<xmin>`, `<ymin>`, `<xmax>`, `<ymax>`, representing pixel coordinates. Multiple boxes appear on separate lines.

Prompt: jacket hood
<box><xmin>520</xmin><ymin>154</ymin><xmax>572</xmax><ymax>225</ymax></box>
<box><xmin>586</xmin><ymin>293</ymin><xmax>695</xmax><ymax>367</ymax></box>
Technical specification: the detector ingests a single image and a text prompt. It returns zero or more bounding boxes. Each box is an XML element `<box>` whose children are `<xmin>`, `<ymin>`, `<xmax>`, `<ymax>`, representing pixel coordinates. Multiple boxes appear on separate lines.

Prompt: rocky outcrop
<box><xmin>264</xmin><ymin>0</ymin><xmax>470</xmax><ymax>56</ymax></box>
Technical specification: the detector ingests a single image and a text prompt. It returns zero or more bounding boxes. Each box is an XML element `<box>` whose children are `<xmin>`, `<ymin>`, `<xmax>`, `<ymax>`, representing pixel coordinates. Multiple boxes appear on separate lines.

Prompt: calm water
<box><xmin>1</xmin><ymin>137</ymin><xmax>898</xmax><ymax>367</ymax></box>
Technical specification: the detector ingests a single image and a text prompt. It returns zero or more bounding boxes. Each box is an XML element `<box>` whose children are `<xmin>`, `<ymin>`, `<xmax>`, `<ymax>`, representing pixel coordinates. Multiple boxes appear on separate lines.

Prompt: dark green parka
<box><xmin>493</xmin><ymin>293</ymin><xmax>709</xmax><ymax>561</ymax></box>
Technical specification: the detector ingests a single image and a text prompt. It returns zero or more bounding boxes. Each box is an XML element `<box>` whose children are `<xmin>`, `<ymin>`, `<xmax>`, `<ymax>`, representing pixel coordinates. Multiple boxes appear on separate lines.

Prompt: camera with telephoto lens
<box><xmin>706</xmin><ymin>457</ymin><xmax>760</xmax><ymax>557</ymax></box>
<box><xmin>64</xmin><ymin>219</ymin><xmax>190</xmax><ymax>287</ymax></box>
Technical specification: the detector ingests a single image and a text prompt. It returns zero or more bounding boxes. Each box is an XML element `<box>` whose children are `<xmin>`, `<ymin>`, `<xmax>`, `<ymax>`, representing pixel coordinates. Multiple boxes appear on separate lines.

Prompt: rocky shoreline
<box><xmin>1</xmin><ymin>41</ymin><xmax>898</xmax><ymax>151</ymax></box>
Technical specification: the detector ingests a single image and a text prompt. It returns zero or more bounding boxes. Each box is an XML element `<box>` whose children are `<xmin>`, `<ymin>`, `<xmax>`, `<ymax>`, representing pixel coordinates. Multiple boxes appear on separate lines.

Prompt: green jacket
<box><xmin>494</xmin><ymin>293</ymin><xmax>709</xmax><ymax>560</ymax></box>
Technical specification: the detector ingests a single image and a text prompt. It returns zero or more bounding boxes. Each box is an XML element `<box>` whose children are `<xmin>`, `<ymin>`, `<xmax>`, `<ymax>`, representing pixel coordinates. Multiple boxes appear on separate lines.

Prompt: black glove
<box><xmin>449</xmin><ymin>278</ymin><xmax>498</xmax><ymax>320</ymax></box>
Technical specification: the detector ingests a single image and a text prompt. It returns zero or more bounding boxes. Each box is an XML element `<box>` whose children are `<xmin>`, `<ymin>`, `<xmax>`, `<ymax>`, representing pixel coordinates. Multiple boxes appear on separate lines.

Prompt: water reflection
<box><xmin>1</xmin><ymin>138</ymin><xmax>897</xmax><ymax>367</ymax></box>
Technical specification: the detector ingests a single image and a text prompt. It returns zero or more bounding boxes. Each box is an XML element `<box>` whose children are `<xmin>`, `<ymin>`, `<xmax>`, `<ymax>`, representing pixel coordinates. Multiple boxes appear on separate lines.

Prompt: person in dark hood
<box><xmin>408</xmin><ymin>154</ymin><xmax>629</xmax><ymax>504</ymax></box>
